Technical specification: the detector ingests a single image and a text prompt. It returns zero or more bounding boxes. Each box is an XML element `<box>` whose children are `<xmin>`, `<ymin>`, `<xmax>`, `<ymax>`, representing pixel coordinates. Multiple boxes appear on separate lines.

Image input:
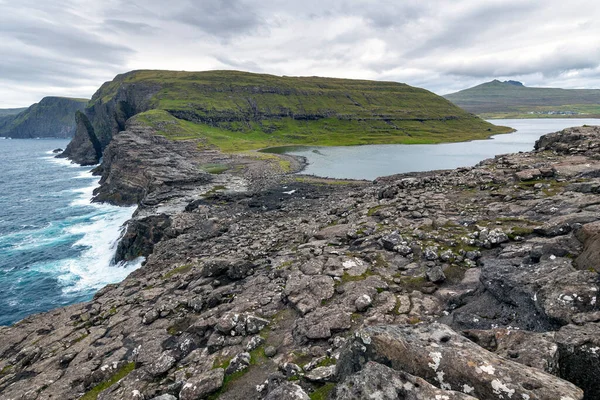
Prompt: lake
<box><xmin>270</xmin><ymin>119</ymin><xmax>600</xmax><ymax>180</ymax></box>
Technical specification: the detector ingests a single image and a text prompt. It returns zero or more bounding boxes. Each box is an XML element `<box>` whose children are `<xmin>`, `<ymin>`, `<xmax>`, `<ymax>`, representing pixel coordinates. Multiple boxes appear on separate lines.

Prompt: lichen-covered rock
<box><xmin>335</xmin><ymin>361</ymin><xmax>477</xmax><ymax>400</ymax></box>
<box><xmin>179</xmin><ymin>368</ymin><xmax>224</xmax><ymax>400</ymax></box>
<box><xmin>265</xmin><ymin>382</ymin><xmax>310</xmax><ymax>400</ymax></box>
<box><xmin>337</xmin><ymin>324</ymin><xmax>583</xmax><ymax>400</ymax></box>
<box><xmin>284</xmin><ymin>272</ymin><xmax>335</xmax><ymax>315</ymax></box>
<box><xmin>304</xmin><ymin>365</ymin><xmax>336</xmax><ymax>382</ymax></box>
<box><xmin>556</xmin><ymin>323</ymin><xmax>600</xmax><ymax>399</ymax></box>
<box><xmin>463</xmin><ymin>329</ymin><xmax>559</xmax><ymax>374</ymax></box>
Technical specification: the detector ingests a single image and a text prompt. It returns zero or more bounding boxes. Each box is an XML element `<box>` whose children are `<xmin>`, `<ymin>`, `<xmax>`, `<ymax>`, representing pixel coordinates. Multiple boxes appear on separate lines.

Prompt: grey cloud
<box><xmin>404</xmin><ymin>1</ymin><xmax>539</xmax><ymax>58</ymax></box>
<box><xmin>173</xmin><ymin>0</ymin><xmax>265</xmax><ymax>39</ymax></box>
<box><xmin>104</xmin><ymin>19</ymin><xmax>158</xmax><ymax>34</ymax></box>
<box><xmin>445</xmin><ymin>46</ymin><xmax>600</xmax><ymax>79</ymax></box>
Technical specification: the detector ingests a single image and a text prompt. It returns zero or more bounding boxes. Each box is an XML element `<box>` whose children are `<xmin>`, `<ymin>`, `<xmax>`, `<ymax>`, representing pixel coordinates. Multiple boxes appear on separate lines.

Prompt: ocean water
<box><xmin>0</xmin><ymin>139</ymin><xmax>143</xmax><ymax>326</ymax></box>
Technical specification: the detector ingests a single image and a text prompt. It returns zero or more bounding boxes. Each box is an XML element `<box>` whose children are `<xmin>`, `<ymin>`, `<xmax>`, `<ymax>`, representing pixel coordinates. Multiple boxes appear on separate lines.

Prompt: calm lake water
<box><xmin>273</xmin><ymin>119</ymin><xmax>600</xmax><ymax>180</ymax></box>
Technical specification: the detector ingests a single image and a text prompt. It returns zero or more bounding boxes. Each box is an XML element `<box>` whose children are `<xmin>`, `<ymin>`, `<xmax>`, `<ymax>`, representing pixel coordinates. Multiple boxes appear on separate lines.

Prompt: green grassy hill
<box><xmin>0</xmin><ymin>97</ymin><xmax>88</xmax><ymax>138</ymax></box>
<box><xmin>444</xmin><ymin>80</ymin><xmax>600</xmax><ymax>118</ymax></box>
<box><xmin>0</xmin><ymin>107</ymin><xmax>28</xmax><ymax>134</ymax></box>
<box><xmin>0</xmin><ymin>107</ymin><xmax>27</xmax><ymax>118</ymax></box>
<box><xmin>86</xmin><ymin>70</ymin><xmax>510</xmax><ymax>152</ymax></box>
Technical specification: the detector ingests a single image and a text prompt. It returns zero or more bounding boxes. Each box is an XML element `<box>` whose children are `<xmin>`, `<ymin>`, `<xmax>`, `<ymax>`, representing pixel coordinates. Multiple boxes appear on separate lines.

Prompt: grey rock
<box><xmin>284</xmin><ymin>272</ymin><xmax>335</xmax><ymax>315</ymax></box>
<box><xmin>337</xmin><ymin>324</ymin><xmax>583</xmax><ymax>400</ymax></box>
<box><xmin>264</xmin><ymin>346</ymin><xmax>277</xmax><ymax>358</ymax></box>
<box><xmin>225</xmin><ymin>352</ymin><xmax>251</xmax><ymax>375</ymax></box>
<box><xmin>179</xmin><ymin>368</ymin><xmax>224</xmax><ymax>400</ymax></box>
<box><xmin>304</xmin><ymin>365</ymin><xmax>336</xmax><ymax>383</ymax></box>
<box><xmin>426</xmin><ymin>265</ymin><xmax>446</xmax><ymax>283</ymax></box>
<box><xmin>148</xmin><ymin>351</ymin><xmax>177</xmax><ymax>377</ymax></box>
<box><xmin>265</xmin><ymin>382</ymin><xmax>309</xmax><ymax>400</ymax></box>
<box><xmin>150</xmin><ymin>395</ymin><xmax>177</xmax><ymax>400</ymax></box>
<box><xmin>354</xmin><ymin>294</ymin><xmax>372</xmax><ymax>312</ymax></box>
<box><xmin>335</xmin><ymin>361</ymin><xmax>476</xmax><ymax>400</ymax></box>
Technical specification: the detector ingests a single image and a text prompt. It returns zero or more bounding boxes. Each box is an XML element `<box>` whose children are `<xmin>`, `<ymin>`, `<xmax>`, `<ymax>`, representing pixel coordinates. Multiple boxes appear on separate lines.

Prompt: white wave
<box><xmin>73</xmin><ymin>170</ymin><xmax>97</xmax><ymax>179</ymax></box>
<box><xmin>42</xmin><ymin>156</ymin><xmax>82</xmax><ymax>168</ymax></box>
<box><xmin>69</xmin><ymin>181</ymin><xmax>100</xmax><ymax>207</ymax></box>
<box><xmin>32</xmin><ymin>152</ymin><xmax>143</xmax><ymax>296</ymax></box>
<box><xmin>57</xmin><ymin>204</ymin><xmax>142</xmax><ymax>293</ymax></box>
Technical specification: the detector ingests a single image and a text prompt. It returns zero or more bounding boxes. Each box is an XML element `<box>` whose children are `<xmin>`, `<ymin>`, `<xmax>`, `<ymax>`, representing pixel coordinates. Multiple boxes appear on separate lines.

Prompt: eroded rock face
<box><xmin>58</xmin><ymin>111</ymin><xmax>102</xmax><ymax>165</ymax></box>
<box><xmin>92</xmin><ymin>123</ymin><xmax>212</xmax><ymax>206</ymax></box>
<box><xmin>338</xmin><ymin>324</ymin><xmax>583</xmax><ymax>400</ymax></box>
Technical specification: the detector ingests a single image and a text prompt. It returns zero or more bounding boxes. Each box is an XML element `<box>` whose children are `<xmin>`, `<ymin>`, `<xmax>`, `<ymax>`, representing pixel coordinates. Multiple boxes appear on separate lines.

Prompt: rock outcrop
<box><xmin>56</xmin><ymin>111</ymin><xmax>102</xmax><ymax>166</ymax></box>
<box><xmin>2</xmin><ymin>125</ymin><xmax>600</xmax><ymax>399</ymax></box>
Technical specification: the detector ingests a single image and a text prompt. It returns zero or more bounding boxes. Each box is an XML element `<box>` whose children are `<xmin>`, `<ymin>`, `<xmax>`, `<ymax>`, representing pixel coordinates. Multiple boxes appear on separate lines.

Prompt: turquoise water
<box><xmin>279</xmin><ymin>119</ymin><xmax>600</xmax><ymax>180</ymax></box>
<box><xmin>0</xmin><ymin>139</ymin><xmax>142</xmax><ymax>326</ymax></box>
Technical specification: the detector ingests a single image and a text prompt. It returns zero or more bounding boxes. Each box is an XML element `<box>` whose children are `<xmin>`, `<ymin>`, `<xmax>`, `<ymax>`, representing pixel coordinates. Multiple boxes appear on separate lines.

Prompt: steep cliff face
<box><xmin>0</xmin><ymin>97</ymin><xmax>87</xmax><ymax>138</ymax></box>
<box><xmin>61</xmin><ymin>69</ymin><xmax>511</xmax><ymax>164</ymax></box>
<box><xmin>61</xmin><ymin>72</ymin><xmax>161</xmax><ymax>164</ymax></box>
<box><xmin>56</xmin><ymin>111</ymin><xmax>102</xmax><ymax>166</ymax></box>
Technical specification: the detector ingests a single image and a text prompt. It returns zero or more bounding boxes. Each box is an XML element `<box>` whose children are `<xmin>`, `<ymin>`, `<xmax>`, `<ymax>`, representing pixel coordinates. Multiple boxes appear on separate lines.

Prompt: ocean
<box><xmin>0</xmin><ymin>138</ymin><xmax>143</xmax><ymax>326</ymax></box>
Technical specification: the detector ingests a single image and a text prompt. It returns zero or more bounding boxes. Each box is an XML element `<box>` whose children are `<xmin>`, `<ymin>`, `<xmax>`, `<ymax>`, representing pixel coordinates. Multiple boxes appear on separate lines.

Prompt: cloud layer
<box><xmin>1</xmin><ymin>0</ymin><xmax>599</xmax><ymax>107</ymax></box>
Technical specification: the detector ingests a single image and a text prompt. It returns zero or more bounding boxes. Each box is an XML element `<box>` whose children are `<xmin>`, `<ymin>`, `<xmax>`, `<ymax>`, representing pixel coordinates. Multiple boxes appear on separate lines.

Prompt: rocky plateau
<box><xmin>2</xmin><ymin>124</ymin><xmax>600</xmax><ymax>400</ymax></box>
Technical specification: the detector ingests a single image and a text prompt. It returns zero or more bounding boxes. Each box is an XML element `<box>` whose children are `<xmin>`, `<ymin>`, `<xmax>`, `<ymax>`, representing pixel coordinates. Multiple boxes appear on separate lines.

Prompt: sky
<box><xmin>1</xmin><ymin>0</ymin><xmax>600</xmax><ymax>108</ymax></box>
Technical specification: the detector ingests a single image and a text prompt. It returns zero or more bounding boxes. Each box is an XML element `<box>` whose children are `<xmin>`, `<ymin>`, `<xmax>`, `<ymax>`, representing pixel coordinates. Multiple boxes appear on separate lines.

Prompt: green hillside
<box><xmin>0</xmin><ymin>107</ymin><xmax>27</xmax><ymax>118</ymax></box>
<box><xmin>0</xmin><ymin>97</ymin><xmax>88</xmax><ymax>138</ymax></box>
<box><xmin>444</xmin><ymin>80</ymin><xmax>600</xmax><ymax>118</ymax></box>
<box><xmin>88</xmin><ymin>70</ymin><xmax>511</xmax><ymax>152</ymax></box>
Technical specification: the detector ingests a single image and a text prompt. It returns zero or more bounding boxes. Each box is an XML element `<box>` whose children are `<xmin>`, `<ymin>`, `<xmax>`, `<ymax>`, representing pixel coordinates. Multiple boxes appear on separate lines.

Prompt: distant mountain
<box><xmin>0</xmin><ymin>107</ymin><xmax>27</xmax><ymax>118</ymax></box>
<box><xmin>0</xmin><ymin>107</ymin><xmax>28</xmax><ymax>133</ymax></box>
<box><xmin>0</xmin><ymin>97</ymin><xmax>88</xmax><ymax>138</ymax></box>
<box><xmin>444</xmin><ymin>80</ymin><xmax>600</xmax><ymax>118</ymax></box>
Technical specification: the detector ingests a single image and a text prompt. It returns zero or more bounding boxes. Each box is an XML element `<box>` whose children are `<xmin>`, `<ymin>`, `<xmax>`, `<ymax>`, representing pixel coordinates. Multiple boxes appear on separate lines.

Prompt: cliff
<box><xmin>2</xmin><ymin>124</ymin><xmax>600</xmax><ymax>399</ymax></box>
<box><xmin>444</xmin><ymin>80</ymin><xmax>600</xmax><ymax>118</ymax></box>
<box><xmin>61</xmin><ymin>70</ymin><xmax>511</xmax><ymax>165</ymax></box>
<box><xmin>0</xmin><ymin>97</ymin><xmax>87</xmax><ymax>138</ymax></box>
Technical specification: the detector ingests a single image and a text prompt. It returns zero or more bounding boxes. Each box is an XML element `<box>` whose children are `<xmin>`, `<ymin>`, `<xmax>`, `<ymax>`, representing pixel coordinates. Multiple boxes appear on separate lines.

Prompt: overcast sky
<box><xmin>1</xmin><ymin>0</ymin><xmax>599</xmax><ymax>107</ymax></box>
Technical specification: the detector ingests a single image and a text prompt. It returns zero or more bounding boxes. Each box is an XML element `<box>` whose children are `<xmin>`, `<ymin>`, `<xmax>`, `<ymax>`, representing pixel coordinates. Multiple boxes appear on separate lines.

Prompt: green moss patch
<box><xmin>80</xmin><ymin>362</ymin><xmax>135</xmax><ymax>400</ymax></box>
<box><xmin>310</xmin><ymin>383</ymin><xmax>336</xmax><ymax>400</ymax></box>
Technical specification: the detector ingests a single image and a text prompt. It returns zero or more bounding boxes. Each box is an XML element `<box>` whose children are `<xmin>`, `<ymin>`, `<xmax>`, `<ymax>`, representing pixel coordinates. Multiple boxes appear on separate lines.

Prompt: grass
<box><xmin>163</xmin><ymin>264</ymin><xmax>193</xmax><ymax>279</ymax></box>
<box><xmin>92</xmin><ymin>70</ymin><xmax>510</xmax><ymax>152</ymax></box>
<box><xmin>207</xmin><ymin>346</ymin><xmax>269</xmax><ymax>399</ymax></box>
<box><xmin>0</xmin><ymin>365</ymin><xmax>13</xmax><ymax>376</ymax></box>
<box><xmin>200</xmin><ymin>163</ymin><xmax>229</xmax><ymax>174</ymax></box>
<box><xmin>310</xmin><ymin>383</ymin><xmax>336</xmax><ymax>400</ymax></box>
<box><xmin>80</xmin><ymin>362</ymin><xmax>135</xmax><ymax>400</ymax></box>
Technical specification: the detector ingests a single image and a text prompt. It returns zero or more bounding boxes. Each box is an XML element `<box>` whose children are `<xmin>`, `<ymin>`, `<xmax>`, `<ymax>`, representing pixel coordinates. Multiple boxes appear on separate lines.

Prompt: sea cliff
<box><xmin>0</xmin><ymin>97</ymin><xmax>87</xmax><ymax>139</ymax></box>
<box><xmin>58</xmin><ymin>70</ymin><xmax>510</xmax><ymax>165</ymax></box>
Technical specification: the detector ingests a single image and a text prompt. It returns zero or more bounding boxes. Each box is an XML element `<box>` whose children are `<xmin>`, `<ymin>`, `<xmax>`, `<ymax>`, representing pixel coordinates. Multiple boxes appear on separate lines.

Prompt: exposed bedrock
<box><xmin>3</xmin><ymin>125</ymin><xmax>600</xmax><ymax>399</ymax></box>
<box><xmin>337</xmin><ymin>324</ymin><xmax>583</xmax><ymax>399</ymax></box>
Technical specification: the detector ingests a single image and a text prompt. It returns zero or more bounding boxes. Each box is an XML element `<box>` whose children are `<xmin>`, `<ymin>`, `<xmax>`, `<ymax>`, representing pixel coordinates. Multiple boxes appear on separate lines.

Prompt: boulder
<box><xmin>284</xmin><ymin>272</ymin><xmax>335</xmax><ymax>315</ymax></box>
<box><xmin>556</xmin><ymin>323</ymin><xmax>600</xmax><ymax>399</ymax></box>
<box><xmin>335</xmin><ymin>361</ymin><xmax>476</xmax><ymax>400</ymax></box>
<box><xmin>265</xmin><ymin>382</ymin><xmax>309</xmax><ymax>400</ymax></box>
<box><xmin>179</xmin><ymin>368</ymin><xmax>224</xmax><ymax>400</ymax></box>
<box><xmin>337</xmin><ymin>324</ymin><xmax>583</xmax><ymax>400</ymax></box>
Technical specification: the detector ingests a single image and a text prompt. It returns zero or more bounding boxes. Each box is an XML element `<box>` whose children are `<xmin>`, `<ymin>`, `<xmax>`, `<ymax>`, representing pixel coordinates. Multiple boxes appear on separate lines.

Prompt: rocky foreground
<box><xmin>2</xmin><ymin>125</ymin><xmax>600</xmax><ymax>399</ymax></box>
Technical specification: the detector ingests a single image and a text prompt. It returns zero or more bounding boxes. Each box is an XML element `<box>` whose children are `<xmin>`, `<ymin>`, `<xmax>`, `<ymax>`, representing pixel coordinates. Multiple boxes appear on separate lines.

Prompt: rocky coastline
<box><xmin>2</xmin><ymin>124</ymin><xmax>600</xmax><ymax>399</ymax></box>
